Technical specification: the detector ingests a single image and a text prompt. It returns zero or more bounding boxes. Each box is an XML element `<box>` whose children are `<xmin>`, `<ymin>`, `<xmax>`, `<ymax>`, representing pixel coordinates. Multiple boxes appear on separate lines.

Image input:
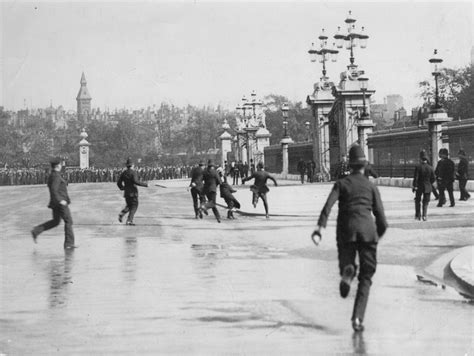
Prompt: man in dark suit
<box><xmin>31</xmin><ymin>157</ymin><xmax>76</xmax><ymax>249</ymax></box>
<box><xmin>435</xmin><ymin>148</ymin><xmax>456</xmax><ymax>207</ymax></box>
<box><xmin>189</xmin><ymin>160</ymin><xmax>206</xmax><ymax>219</ymax></box>
<box><xmin>117</xmin><ymin>158</ymin><xmax>148</xmax><ymax>225</ymax></box>
<box><xmin>457</xmin><ymin>150</ymin><xmax>470</xmax><ymax>201</ymax></box>
<box><xmin>297</xmin><ymin>158</ymin><xmax>306</xmax><ymax>184</ymax></box>
<box><xmin>311</xmin><ymin>145</ymin><xmax>388</xmax><ymax>332</ymax></box>
<box><xmin>413</xmin><ymin>150</ymin><xmax>435</xmax><ymax>221</ymax></box>
<box><xmin>242</xmin><ymin>162</ymin><xmax>278</xmax><ymax>219</ymax></box>
<box><xmin>200</xmin><ymin>159</ymin><xmax>222</xmax><ymax>223</ymax></box>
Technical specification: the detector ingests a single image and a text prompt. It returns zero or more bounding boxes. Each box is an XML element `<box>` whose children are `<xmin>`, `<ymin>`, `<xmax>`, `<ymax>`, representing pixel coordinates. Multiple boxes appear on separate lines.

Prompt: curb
<box><xmin>449</xmin><ymin>246</ymin><xmax>474</xmax><ymax>298</ymax></box>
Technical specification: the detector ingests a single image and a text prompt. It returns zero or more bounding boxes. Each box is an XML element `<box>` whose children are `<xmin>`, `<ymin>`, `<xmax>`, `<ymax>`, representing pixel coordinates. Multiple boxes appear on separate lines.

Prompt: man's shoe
<box><xmin>436</xmin><ymin>204</ymin><xmax>443</xmax><ymax>207</ymax></box>
<box><xmin>126</xmin><ymin>221</ymin><xmax>136</xmax><ymax>226</ymax></box>
<box><xmin>118</xmin><ymin>214</ymin><xmax>123</xmax><ymax>223</ymax></box>
<box><xmin>352</xmin><ymin>318</ymin><xmax>364</xmax><ymax>332</ymax></box>
<box><xmin>216</xmin><ymin>218</ymin><xmax>221</xmax><ymax>223</ymax></box>
<box><xmin>31</xmin><ymin>230</ymin><xmax>38</xmax><ymax>244</ymax></box>
<box><xmin>199</xmin><ymin>207</ymin><xmax>208</xmax><ymax>216</ymax></box>
<box><xmin>64</xmin><ymin>245</ymin><xmax>78</xmax><ymax>249</ymax></box>
<box><xmin>422</xmin><ymin>216</ymin><xmax>427</xmax><ymax>221</ymax></box>
<box><xmin>265</xmin><ymin>214</ymin><xmax>270</xmax><ymax>219</ymax></box>
<box><xmin>449</xmin><ymin>204</ymin><xmax>455</xmax><ymax>207</ymax></box>
<box><xmin>339</xmin><ymin>265</ymin><xmax>355</xmax><ymax>298</ymax></box>
<box><xmin>415</xmin><ymin>216</ymin><xmax>421</xmax><ymax>221</ymax></box>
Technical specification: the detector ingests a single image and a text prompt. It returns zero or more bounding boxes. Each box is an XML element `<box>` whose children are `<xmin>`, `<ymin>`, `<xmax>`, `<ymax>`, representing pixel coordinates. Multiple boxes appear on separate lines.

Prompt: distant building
<box><xmin>76</xmin><ymin>72</ymin><xmax>92</xmax><ymax>122</ymax></box>
<box><xmin>386</xmin><ymin>95</ymin><xmax>403</xmax><ymax>120</ymax></box>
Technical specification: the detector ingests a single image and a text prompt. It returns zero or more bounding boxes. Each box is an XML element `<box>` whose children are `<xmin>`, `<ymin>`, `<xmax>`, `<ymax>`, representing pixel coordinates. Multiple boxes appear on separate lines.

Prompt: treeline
<box><xmin>0</xmin><ymin>96</ymin><xmax>313</xmax><ymax>169</ymax></box>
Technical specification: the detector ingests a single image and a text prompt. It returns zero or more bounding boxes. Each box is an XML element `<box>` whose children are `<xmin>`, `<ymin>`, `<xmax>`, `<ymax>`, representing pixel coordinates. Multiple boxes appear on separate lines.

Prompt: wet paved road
<box><xmin>1</xmin><ymin>181</ymin><xmax>473</xmax><ymax>355</ymax></box>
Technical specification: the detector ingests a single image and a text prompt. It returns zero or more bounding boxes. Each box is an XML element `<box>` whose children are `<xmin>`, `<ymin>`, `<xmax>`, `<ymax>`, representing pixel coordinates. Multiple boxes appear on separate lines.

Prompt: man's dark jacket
<box><xmin>117</xmin><ymin>168</ymin><xmax>148</xmax><ymax>197</ymax></box>
<box><xmin>435</xmin><ymin>158</ymin><xmax>456</xmax><ymax>183</ymax></box>
<box><xmin>457</xmin><ymin>157</ymin><xmax>469</xmax><ymax>180</ymax></box>
<box><xmin>203</xmin><ymin>167</ymin><xmax>222</xmax><ymax>194</ymax></box>
<box><xmin>47</xmin><ymin>170</ymin><xmax>71</xmax><ymax>208</ymax></box>
<box><xmin>189</xmin><ymin>165</ymin><xmax>204</xmax><ymax>192</ymax></box>
<box><xmin>413</xmin><ymin>162</ymin><xmax>435</xmax><ymax>193</ymax></box>
<box><xmin>318</xmin><ymin>172</ymin><xmax>388</xmax><ymax>243</ymax></box>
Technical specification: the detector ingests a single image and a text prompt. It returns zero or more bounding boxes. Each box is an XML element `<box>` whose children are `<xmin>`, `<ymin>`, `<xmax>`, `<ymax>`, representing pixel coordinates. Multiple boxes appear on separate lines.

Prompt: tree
<box><xmin>418</xmin><ymin>64</ymin><xmax>473</xmax><ymax>120</ymax></box>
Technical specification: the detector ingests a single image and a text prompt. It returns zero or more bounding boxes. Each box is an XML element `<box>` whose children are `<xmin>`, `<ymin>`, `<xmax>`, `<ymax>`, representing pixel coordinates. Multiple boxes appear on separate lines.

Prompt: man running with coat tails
<box><xmin>200</xmin><ymin>159</ymin><xmax>222</xmax><ymax>223</ymax></box>
<box><xmin>242</xmin><ymin>162</ymin><xmax>277</xmax><ymax>219</ymax></box>
<box><xmin>31</xmin><ymin>157</ymin><xmax>76</xmax><ymax>249</ymax></box>
<box><xmin>311</xmin><ymin>145</ymin><xmax>388</xmax><ymax>332</ymax></box>
<box><xmin>117</xmin><ymin>158</ymin><xmax>148</xmax><ymax>225</ymax></box>
<box><xmin>189</xmin><ymin>160</ymin><xmax>206</xmax><ymax>219</ymax></box>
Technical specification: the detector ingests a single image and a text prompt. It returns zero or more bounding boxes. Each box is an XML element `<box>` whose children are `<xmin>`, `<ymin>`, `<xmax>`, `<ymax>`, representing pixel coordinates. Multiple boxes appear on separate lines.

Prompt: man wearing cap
<box><xmin>200</xmin><ymin>159</ymin><xmax>222</xmax><ymax>223</ymax></box>
<box><xmin>31</xmin><ymin>157</ymin><xmax>76</xmax><ymax>248</ymax></box>
<box><xmin>435</xmin><ymin>148</ymin><xmax>456</xmax><ymax>207</ymax></box>
<box><xmin>189</xmin><ymin>160</ymin><xmax>206</xmax><ymax>219</ymax></box>
<box><xmin>117</xmin><ymin>158</ymin><xmax>148</xmax><ymax>225</ymax></box>
<box><xmin>412</xmin><ymin>150</ymin><xmax>436</xmax><ymax>221</ymax></box>
<box><xmin>457</xmin><ymin>150</ymin><xmax>470</xmax><ymax>201</ymax></box>
<box><xmin>242</xmin><ymin>162</ymin><xmax>278</xmax><ymax>219</ymax></box>
<box><xmin>311</xmin><ymin>144</ymin><xmax>388</xmax><ymax>332</ymax></box>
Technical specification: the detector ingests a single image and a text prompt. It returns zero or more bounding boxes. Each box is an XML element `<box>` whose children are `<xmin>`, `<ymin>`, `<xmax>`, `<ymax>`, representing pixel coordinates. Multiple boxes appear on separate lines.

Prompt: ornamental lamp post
<box><xmin>308</xmin><ymin>28</ymin><xmax>339</xmax><ymax>79</ymax></box>
<box><xmin>429</xmin><ymin>49</ymin><xmax>444</xmax><ymax>113</ymax></box>
<box><xmin>305</xmin><ymin>121</ymin><xmax>311</xmax><ymax>141</ymax></box>
<box><xmin>334</xmin><ymin>10</ymin><xmax>369</xmax><ymax>67</ymax></box>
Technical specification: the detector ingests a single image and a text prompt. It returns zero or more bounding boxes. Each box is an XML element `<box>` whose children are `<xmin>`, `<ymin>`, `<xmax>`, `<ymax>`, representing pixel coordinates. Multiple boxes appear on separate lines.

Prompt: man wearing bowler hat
<box><xmin>456</xmin><ymin>149</ymin><xmax>470</xmax><ymax>201</ymax></box>
<box><xmin>189</xmin><ymin>160</ymin><xmax>206</xmax><ymax>219</ymax></box>
<box><xmin>435</xmin><ymin>148</ymin><xmax>456</xmax><ymax>207</ymax></box>
<box><xmin>311</xmin><ymin>144</ymin><xmax>388</xmax><ymax>332</ymax></box>
<box><xmin>412</xmin><ymin>150</ymin><xmax>435</xmax><ymax>221</ymax></box>
<box><xmin>31</xmin><ymin>157</ymin><xmax>76</xmax><ymax>249</ymax></box>
<box><xmin>200</xmin><ymin>159</ymin><xmax>222</xmax><ymax>223</ymax></box>
<box><xmin>117</xmin><ymin>157</ymin><xmax>148</xmax><ymax>225</ymax></box>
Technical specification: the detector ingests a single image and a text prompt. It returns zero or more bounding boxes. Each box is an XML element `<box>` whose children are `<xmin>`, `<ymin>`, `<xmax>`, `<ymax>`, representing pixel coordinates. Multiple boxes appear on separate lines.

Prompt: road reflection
<box><xmin>123</xmin><ymin>236</ymin><xmax>137</xmax><ymax>283</ymax></box>
<box><xmin>48</xmin><ymin>249</ymin><xmax>74</xmax><ymax>309</ymax></box>
<box><xmin>352</xmin><ymin>331</ymin><xmax>367</xmax><ymax>355</ymax></box>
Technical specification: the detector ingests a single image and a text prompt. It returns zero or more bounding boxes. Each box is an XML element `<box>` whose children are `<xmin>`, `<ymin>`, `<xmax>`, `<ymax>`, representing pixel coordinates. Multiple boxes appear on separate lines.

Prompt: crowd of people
<box><xmin>0</xmin><ymin>165</ymin><xmax>193</xmax><ymax>186</ymax></box>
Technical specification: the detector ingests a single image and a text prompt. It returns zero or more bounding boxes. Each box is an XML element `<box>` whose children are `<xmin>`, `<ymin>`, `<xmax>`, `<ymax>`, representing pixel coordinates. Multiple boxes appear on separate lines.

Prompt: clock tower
<box><xmin>76</xmin><ymin>72</ymin><xmax>92</xmax><ymax>122</ymax></box>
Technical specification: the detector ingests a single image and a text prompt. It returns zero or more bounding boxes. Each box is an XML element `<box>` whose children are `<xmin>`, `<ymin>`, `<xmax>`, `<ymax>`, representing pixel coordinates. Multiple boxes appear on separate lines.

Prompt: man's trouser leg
<box><xmin>447</xmin><ymin>182</ymin><xmax>455</xmax><ymax>206</ymax></box>
<box><xmin>352</xmin><ymin>241</ymin><xmax>377</xmax><ymax>322</ymax></box>
<box><xmin>126</xmin><ymin>196</ymin><xmax>138</xmax><ymax>223</ymax></box>
<box><xmin>414</xmin><ymin>190</ymin><xmax>422</xmax><ymax>218</ymax></box>
<box><xmin>33</xmin><ymin>207</ymin><xmax>61</xmax><ymax>236</ymax></box>
<box><xmin>60</xmin><ymin>205</ymin><xmax>75</xmax><ymax>247</ymax></box>
<box><xmin>205</xmin><ymin>191</ymin><xmax>220</xmax><ymax>220</ymax></box>
<box><xmin>437</xmin><ymin>183</ymin><xmax>446</xmax><ymax>206</ymax></box>
<box><xmin>422</xmin><ymin>192</ymin><xmax>430</xmax><ymax>218</ymax></box>
<box><xmin>191</xmin><ymin>188</ymin><xmax>199</xmax><ymax>217</ymax></box>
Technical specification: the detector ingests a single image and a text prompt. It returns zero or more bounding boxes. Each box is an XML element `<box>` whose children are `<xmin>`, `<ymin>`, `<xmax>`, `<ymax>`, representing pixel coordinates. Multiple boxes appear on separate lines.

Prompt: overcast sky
<box><xmin>1</xmin><ymin>1</ymin><xmax>472</xmax><ymax>112</ymax></box>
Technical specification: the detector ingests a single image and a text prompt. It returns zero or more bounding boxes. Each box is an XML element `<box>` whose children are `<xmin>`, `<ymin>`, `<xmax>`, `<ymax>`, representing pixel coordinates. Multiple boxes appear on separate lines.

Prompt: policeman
<box><xmin>117</xmin><ymin>158</ymin><xmax>148</xmax><ymax>225</ymax></box>
<box><xmin>31</xmin><ymin>157</ymin><xmax>76</xmax><ymax>249</ymax></box>
<box><xmin>311</xmin><ymin>145</ymin><xmax>388</xmax><ymax>332</ymax></box>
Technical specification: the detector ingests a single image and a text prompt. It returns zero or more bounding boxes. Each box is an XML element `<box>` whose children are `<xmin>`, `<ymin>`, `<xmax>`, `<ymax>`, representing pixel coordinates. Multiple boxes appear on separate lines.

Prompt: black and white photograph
<box><xmin>1</xmin><ymin>1</ymin><xmax>473</xmax><ymax>354</ymax></box>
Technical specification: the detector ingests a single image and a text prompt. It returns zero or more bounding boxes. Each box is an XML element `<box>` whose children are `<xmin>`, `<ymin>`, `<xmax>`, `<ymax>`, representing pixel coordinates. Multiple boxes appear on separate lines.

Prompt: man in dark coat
<box><xmin>412</xmin><ymin>150</ymin><xmax>435</xmax><ymax>221</ymax></box>
<box><xmin>297</xmin><ymin>158</ymin><xmax>306</xmax><ymax>184</ymax></box>
<box><xmin>189</xmin><ymin>160</ymin><xmax>206</xmax><ymax>219</ymax></box>
<box><xmin>242</xmin><ymin>162</ymin><xmax>278</xmax><ymax>219</ymax></box>
<box><xmin>217</xmin><ymin>167</ymin><xmax>241</xmax><ymax>219</ymax></box>
<box><xmin>336</xmin><ymin>154</ymin><xmax>351</xmax><ymax>180</ymax></box>
<box><xmin>457</xmin><ymin>150</ymin><xmax>470</xmax><ymax>201</ymax></box>
<box><xmin>364</xmin><ymin>162</ymin><xmax>379</xmax><ymax>179</ymax></box>
<box><xmin>117</xmin><ymin>158</ymin><xmax>148</xmax><ymax>225</ymax></box>
<box><xmin>31</xmin><ymin>157</ymin><xmax>76</xmax><ymax>249</ymax></box>
<box><xmin>311</xmin><ymin>145</ymin><xmax>388</xmax><ymax>332</ymax></box>
<box><xmin>200</xmin><ymin>159</ymin><xmax>222</xmax><ymax>223</ymax></box>
<box><xmin>435</xmin><ymin>148</ymin><xmax>456</xmax><ymax>207</ymax></box>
